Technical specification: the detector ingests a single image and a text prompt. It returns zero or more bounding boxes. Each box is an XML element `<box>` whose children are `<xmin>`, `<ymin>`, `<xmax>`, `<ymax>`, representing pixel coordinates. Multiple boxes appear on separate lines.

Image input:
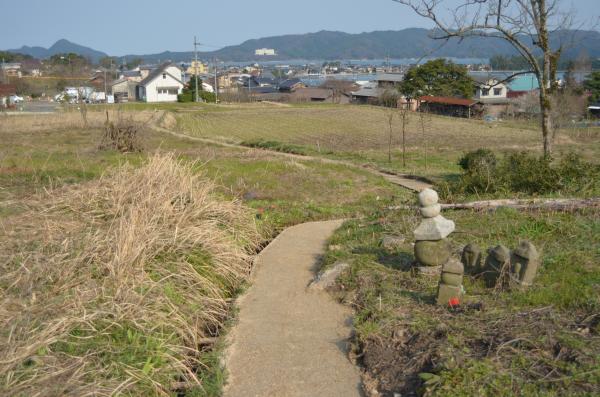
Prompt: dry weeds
<box><xmin>0</xmin><ymin>109</ymin><xmax>157</xmax><ymax>133</ymax></box>
<box><xmin>0</xmin><ymin>154</ymin><xmax>261</xmax><ymax>396</ymax></box>
<box><xmin>100</xmin><ymin>112</ymin><xmax>146</xmax><ymax>153</ymax></box>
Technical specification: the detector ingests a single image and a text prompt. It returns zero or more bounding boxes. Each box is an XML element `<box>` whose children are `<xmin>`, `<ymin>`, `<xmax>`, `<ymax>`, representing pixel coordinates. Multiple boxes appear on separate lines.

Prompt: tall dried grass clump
<box><xmin>100</xmin><ymin>112</ymin><xmax>145</xmax><ymax>153</ymax></box>
<box><xmin>0</xmin><ymin>154</ymin><xmax>260</xmax><ymax>396</ymax></box>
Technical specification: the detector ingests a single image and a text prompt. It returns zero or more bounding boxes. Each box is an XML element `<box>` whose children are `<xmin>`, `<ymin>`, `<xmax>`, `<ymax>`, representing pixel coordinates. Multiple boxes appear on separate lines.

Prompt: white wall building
<box><xmin>138</xmin><ymin>64</ymin><xmax>184</xmax><ymax>103</ymax></box>
<box><xmin>255</xmin><ymin>48</ymin><xmax>276</xmax><ymax>56</ymax></box>
<box><xmin>473</xmin><ymin>77</ymin><xmax>508</xmax><ymax>101</ymax></box>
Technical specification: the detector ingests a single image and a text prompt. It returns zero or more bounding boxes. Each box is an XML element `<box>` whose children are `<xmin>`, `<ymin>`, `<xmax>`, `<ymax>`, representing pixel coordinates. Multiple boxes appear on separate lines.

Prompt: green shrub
<box><xmin>241</xmin><ymin>139</ymin><xmax>307</xmax><ymax>155</ymax></box>
<box><xmin>453</xmin><ymin>149</ymin><xmax>499</xmax><ymax>194</ymax></box>
<box><xmin>177</xmin><ymin>91</ymin><xmax>193</xmax><ymax>103</ymax></box>
<box><xmin>458</xmin><ymin>148</ymin><xmax>497</xmax><ymax>173</ymax></box>
<box><xmin>178</xmin><ymin>89</ymin><xmax>216</xmax><ymax>103</ymax></box>
<box><xmin>443</xmin><ymin>150</ymin><xmax>599</xmax><ymax>198</ymax></box>
<box><xmin>502</xmin><ymin>152</ymin><xmax>559</xmax><ymax>194</ymax></box>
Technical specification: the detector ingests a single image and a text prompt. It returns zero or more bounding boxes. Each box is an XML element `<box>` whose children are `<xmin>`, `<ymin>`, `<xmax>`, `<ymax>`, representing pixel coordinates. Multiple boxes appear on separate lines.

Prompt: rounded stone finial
<box><xmin>420</xmin><ymin>204</ymin><xmax>441</xmax><ymax>218</ymax></box>
<box><xmin>418</xmin><ymin>188</ymin><xmax>439</xmax><ymax>207</ymax></box>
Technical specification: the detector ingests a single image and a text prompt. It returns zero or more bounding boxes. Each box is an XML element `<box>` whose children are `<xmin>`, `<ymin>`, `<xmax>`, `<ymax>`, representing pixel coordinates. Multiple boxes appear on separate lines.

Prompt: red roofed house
<box><xmin>417</xmin><ymin>96</ymin><xmax>483</xmax><ymax>119</ymax></box>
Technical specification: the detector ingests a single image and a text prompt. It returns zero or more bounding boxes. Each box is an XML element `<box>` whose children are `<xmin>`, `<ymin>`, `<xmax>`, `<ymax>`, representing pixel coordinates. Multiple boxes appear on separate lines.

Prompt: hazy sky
<box><xmin>2</xmin><ymin>0</ymin><xmax>598</xmax><ymax>55</ymax></box>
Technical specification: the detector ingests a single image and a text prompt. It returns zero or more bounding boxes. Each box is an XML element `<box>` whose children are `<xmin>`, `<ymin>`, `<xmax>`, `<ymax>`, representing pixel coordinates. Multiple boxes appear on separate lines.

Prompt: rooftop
<box><xmin>376</xmin><ymin>73</ymin><xmax>404</xmax><ymax>82</ymax></box>
<box><xmin>292</xmin><ymin>87</ymin><xmax>334</xmax><ymax>100</ymax></box>
<box><xmin>0</xmin><ymin>84</ymin><xmax>17</xmax><ymax>96</ymax></box>
<box><xmin>418</xmin><ymin>95</ymin><xmax>479</xmax><ymax>107</ymax></box>
<box><xmin>139</xmin><ymin>63</ymin><xmax>182</xmax><ymax>87</ymax></box>
<box><xmin>351</xmin><ymin>86</ymin><xmax>384</xmax><ymax>98</ymax></box>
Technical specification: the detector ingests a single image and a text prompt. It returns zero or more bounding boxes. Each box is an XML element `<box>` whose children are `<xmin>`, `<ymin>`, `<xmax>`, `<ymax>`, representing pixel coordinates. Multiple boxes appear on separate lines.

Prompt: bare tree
<box><xmin>384</xmin><ymin>106</ymin><xmax>395</xmax><ymax>163</ymax></box>
<box><xmin>320</xmin><ymin>79</ymin><xmax>358</xmax><ymax>104</ymax></box>
<box><xmin>399</xmin><ymin>104</ymin><xmax>410</xmax><ymax>167</ymax></box>
<box><xmin>392</xmin><ymin>0</ymin><xmax>578</xmax><ymax>157</ymax></box>
<box><xmin>418</xmin><ymin>104</ymin><xmax>431</xmax><ymax>170</ymax></box>
<box><xmin>380</xmin><ymin>89</ymin><xmax>400</xmax><ymax>163</ymax></box>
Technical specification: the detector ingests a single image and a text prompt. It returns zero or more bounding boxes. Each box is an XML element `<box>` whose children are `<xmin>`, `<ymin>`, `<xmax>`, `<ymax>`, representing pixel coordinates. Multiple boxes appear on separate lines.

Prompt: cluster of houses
<box><xmin>2</xmin><ymin>55</ymin><xmax>598</xmax><ymax>119</ymax></box>
<box><xmin>1</xmin><ymin>60</ymin><xmax>43</xmax><ymax>78</ymax></box>
<box><xmin>350</xmin><ymin>72</ymin><xmax>543</xmax><ymax>119</ymax></box>
<box><xmin>90</xmin><ymin>62</ymin><xmax>353</xmax><ymax>104</ymax></box>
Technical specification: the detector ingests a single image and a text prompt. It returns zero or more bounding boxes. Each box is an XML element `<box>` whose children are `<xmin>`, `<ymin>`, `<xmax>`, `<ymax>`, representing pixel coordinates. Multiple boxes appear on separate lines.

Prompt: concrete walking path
<box><xmin>223</xmin><ymin>220</ymin><xmax>363</xmax><ymax>397</ymax></box>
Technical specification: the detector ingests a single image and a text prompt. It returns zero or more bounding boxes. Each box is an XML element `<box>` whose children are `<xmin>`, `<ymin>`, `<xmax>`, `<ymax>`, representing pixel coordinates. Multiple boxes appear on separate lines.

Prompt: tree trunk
<box><xmin>540</xmin><ymin>95</ymin><xmax>553</xmax><ymax>158</ymax></box>
<box><xmin>538</xmin><ymin>63</ymin><xmax>553</xmax><ymax>158</ymax></box>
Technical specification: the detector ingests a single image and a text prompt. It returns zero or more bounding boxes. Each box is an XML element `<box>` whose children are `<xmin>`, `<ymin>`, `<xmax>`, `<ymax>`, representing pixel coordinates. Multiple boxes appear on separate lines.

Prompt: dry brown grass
<box><xmin>174</xmin><ymin>105</ymin><xmax>600</xmax><ymax>170</ymax></box>
<box><xmin>100</xmin><ymin>113</ymin><xmax>146</xmax><ymax>153</ymax></box>
<box><xmin>0</xmin><ymin>154</ymin><xmax>261</xmax><ymax>396</ymax></box>
<box><xmin>0</xmin><ymin>109</ymin><xmax>157</xmax><ymax>133</ymax></box>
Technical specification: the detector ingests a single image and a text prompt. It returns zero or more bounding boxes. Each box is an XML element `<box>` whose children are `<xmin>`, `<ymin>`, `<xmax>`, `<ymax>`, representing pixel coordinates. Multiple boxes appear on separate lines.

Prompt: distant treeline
<box><xmin>490</xmin><ymin>54</ymin><xmax>600</xmax><ymax>71</ymax></box>
<box><xmin>0</xmin><ymin>51</ymin><xmax>33</xmax><ymax>62</ymax></box>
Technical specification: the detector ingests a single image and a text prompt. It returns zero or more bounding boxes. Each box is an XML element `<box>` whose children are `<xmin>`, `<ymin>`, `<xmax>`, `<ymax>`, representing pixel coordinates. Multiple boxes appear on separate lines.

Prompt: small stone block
<box><xmin>510</xmin><ymin>241</ymin><xmax>540</xmax><ymax>288</ymax></box>
<box><xmin>442</xmin><ymin>258</ymin><xmax>464</xmax><ymax>275</ymax></box>
<box><xmin>483</xmin><ymin>245</ymin><xmax>510</xmax><ymax>288</ymax></box>
<box><xmin>414</xmin><ymin>215</ymin><xmax>455</xmax><ymax>241</ymax></box>
<box><xmin>513</xmin><ymin>241</ymin><xmax>539</xmax><ymax>260</ymax></box>
<box><xmin>436</xmin><ymin>284</ymin><xmax>462</xmax><ymax>306</ymax></box>
<box><xmin>414</xmin><ymin>239</ymin><xmax>451</xmax><ymax>267</ymax></box>
<box><xmin>415</xmin><ymin>265</ymin><xmax>442</xmax><ymax>276</ymax></box>
<box><xmin>490</xmin><ymin>245</ymin><xmax>511</xmax><ymax>263</ymax></box>
<box><xmin>441</xmin><ymin>272</ymin><xmax>463</xmax><ymax>286</ymax></box>
<box><xmin>461</xmin><ymin>244</ymin><xmax>483</xmax><ymax>274</ymax></box>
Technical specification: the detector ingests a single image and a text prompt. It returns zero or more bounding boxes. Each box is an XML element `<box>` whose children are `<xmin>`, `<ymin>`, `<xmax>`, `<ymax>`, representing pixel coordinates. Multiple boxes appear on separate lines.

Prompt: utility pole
<box><xmin>194</xmin><ymin>36</ymin><xmax>201</xmax><ymax>102</ymax></box>
<box><xmin>214</xmin><ymin>58</ymin><xmax>218</xmax><ymax>103</ymax></box>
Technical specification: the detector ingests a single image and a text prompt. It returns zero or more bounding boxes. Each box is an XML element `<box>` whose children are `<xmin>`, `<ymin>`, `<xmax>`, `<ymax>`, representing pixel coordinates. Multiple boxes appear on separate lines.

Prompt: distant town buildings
<box><xmin>1</xmin><ymin>63</ymin><xmax>22</xmax><ymax>78</ymax></box>
<box><xmin>186</xmin><ymin>61</ymin><xmax>208</xmax><ymax>75</ymax></box>
<box><xmin>255</xmin><ymin>48</ymin><xmax>277</xmax><ymax>56</ymax></box>
<box><xmin>109</xmin><ymin>63</ymin><xmax>184</xmax><ymax>103</ymax></box>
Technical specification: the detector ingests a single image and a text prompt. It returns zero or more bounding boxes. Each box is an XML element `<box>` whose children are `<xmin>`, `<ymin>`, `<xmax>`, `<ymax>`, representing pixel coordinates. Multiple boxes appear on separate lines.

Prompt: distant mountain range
<box><xmin>6</xmin><ymin>29</ymin><xmax>600</xmax><ymax>64</ymax></box>
<box><xmin>8</xmin><ymin>39</ymin><xmax>108</xmax><ymax>62</ymax></box>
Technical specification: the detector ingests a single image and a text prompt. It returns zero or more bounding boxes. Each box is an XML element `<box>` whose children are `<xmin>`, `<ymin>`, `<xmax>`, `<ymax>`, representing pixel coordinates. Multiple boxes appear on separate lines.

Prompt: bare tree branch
<box><xmin>391</xmin><ymin>0</ymin><xmax>580</xmax><ymax>157</ymax></box>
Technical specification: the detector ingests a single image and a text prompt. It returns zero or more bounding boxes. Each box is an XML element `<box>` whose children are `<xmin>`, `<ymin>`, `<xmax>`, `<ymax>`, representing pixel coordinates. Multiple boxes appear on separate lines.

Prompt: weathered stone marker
<box><xmin>411</xmin><ymin>189</ymin><xmax>465</xmax><ymax>306</ymax></box>
<box><xmin>483</xmin><ymin>245</ymin><xmax>511</xmax><ymax>288</ymax></box>
<box><xmin>413</xmin><ymin>189</ymin><xmax>455</xmax><ymax>268</ymax></box>
<box><xmin>437</xmin><ymin>259</ymin><xmax>464</xmax><ymax>305</ymax></box>
<box><xmin>510</xmin><ymin>241</ymin><xmax>540</xmax><ymax>288</ymax></box>
<box><xmin>461</xmin><ymin>243</ymin><xmax>483</xmax><ymax>275</ymax></box>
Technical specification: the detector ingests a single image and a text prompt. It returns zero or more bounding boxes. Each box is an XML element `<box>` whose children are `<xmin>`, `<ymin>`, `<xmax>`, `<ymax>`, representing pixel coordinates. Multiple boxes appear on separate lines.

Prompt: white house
<box><xmin>473</xmin><ymin>76</ymin><xmax>508</xmax><ymax>101</ymax></box>
<box><xmin>473</xmin><ymin>76</ymin><xmax>510</xmax><ymax>116</ymax></box>
<box><xmin>137</xmin><ymin>63</ymin><xmax>184</xmax><ymax>103</ymax></box>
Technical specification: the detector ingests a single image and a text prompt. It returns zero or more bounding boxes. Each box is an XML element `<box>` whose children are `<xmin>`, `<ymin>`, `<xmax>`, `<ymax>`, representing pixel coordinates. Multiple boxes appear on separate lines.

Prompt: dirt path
<box><xmin>151</xmin><ymin>122</ymin><xmax>432</xmax><ymax>192</ymax></box>
<box><xmin>223</xmin><ymin>220</ymin><xmax>363</xmax><ymax>397</ymax></box>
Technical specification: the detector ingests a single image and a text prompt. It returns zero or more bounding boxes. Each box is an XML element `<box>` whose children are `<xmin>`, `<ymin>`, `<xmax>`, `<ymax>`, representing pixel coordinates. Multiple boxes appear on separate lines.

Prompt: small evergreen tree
<box><xmin>400</xmin><ymin>59</ymin><xmax>474</xmax><ymax>100</ymax></box>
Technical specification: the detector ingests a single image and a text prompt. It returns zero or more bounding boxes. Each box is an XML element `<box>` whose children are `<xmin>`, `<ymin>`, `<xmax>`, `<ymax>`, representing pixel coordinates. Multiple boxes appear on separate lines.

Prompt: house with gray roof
<box><xmin>137</xmin><ymin>63</ymin><xmax>184</xmax><ymax>103</ymax></box>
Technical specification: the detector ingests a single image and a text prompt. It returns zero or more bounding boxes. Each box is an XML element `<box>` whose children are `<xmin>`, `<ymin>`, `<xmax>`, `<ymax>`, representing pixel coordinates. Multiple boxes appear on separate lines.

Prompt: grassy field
<box><xmin>0</xmin><ymin>110</ymin><xmax>403</xmax><ymax>225</ymax></box>
<box><xmin>173</xmin><ymin>104</ymin><xmax>600</xmax><ymax>180</ymax></box>
<box><xmin>0</xmin><ymin>109</ymin><xmax>412</xmax><ymax>396</ymax></box>
<box><xmin>1</xmin><ymin>105</ymin><xmax>598</xmax><ymax>396</ymax></box>
<box><xmin>322</xmin><ymin>207</ymin><xmax>600</xmax><ymax>396</ymax></box>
